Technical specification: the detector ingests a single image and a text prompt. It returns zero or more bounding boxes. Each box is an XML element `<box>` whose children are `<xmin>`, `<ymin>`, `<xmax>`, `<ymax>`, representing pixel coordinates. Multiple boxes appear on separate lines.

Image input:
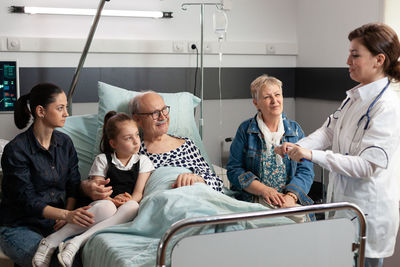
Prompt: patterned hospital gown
<box><xmin>139</xmin><ymin>137</ymin><xmax>223</xmax><ymax>192</ymax></box>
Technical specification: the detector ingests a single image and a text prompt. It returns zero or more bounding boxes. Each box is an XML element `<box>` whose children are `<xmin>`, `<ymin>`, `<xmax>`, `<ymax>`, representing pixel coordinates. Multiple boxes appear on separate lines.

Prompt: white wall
<box><xmin>295</xmin><ymin>0</ymin><xmax>383</xmax><ymax>133</ymax></box>
<box><xmin>0</xmin><ymin>0</ymin><xmax>298</xmax><ymax>164</ymax></box>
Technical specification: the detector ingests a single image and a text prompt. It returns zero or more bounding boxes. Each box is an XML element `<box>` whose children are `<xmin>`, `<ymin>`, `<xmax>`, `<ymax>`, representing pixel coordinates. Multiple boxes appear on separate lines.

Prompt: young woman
<box><xmin>33</xmin><ymin>111</ymin><xmax>154</xmax><ymax>267</ymax></box>
<box><xmin>277</xmin><ymin>23</ymin><xmax>400</xmax><ymax>267</ymax></box>
<box><xmin>0</xmin><ymin>83</ymin><xmax>93</xmax><ymax>267</ymax></box>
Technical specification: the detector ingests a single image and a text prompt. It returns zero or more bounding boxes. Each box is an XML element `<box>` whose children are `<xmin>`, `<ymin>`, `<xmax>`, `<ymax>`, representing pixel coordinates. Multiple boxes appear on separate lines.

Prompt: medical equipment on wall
<box><xmin>213</xmin><ymin>9</ymin><xmax>228</xmax><ymax>42</ymax></box>
<box><xmin>331</xmin><ymin>80</ymin><xmax>390</xmax><ymax>154</ymax></box>
<box><xmin>213</xmin><ymin>8</ymin><xmax>228</xmax><ymax>167</ymax></box>
<box><xmin>181</xmin><ymin>2</ymin><xmax>224</xmax><ymax>139</ymax></box>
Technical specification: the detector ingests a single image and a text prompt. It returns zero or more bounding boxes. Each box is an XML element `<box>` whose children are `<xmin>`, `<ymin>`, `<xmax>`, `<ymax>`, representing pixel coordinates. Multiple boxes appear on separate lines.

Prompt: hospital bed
<box><xmin>54</xmin><ymin>81</ymin><xmax>367</xmax><ymax>267</ymax></box>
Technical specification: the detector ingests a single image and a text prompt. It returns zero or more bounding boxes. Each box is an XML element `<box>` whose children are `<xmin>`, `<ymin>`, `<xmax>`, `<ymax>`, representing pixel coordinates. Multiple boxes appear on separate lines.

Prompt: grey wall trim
<box><xmin>19</xmin><ymin>67</ymin><xmax>296</xmax><ymax>102</ymax></box>
<box><xmin>295</xmin><ymin>68</ymin><xmax>357</xmax><ymax>101</ymax></box>
<box><xmin>19</xmin><ymin>67</ymin><xmax>354</xmax><ymax>102</ymax></box>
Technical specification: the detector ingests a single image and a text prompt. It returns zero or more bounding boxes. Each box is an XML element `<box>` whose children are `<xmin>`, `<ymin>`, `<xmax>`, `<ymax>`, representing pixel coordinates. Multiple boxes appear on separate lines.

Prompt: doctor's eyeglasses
<box><xmin>136</xmin><ymin>106</ymin><xmax>170</xmax><ymax>120</ymax></box>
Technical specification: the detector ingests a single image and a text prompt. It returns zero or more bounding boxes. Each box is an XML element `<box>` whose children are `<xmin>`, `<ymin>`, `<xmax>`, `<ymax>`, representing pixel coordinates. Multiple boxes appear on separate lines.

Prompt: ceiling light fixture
<box><xmin>9</xmin><ymin>6</ymin><xmax>173</xmax><ymax>19</ymax></box>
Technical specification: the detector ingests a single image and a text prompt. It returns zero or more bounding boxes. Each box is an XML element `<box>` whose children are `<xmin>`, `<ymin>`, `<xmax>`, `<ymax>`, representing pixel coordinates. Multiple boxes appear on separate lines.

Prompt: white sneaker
<box><xmin>32</xmin><ymin>238</ymin><xmax>56</xmax><ymax>267</ymax></box>
<box><xmin>57</xmin><ymin>241</ymin><xmax>79</xmax><ymax>267</ymax></box>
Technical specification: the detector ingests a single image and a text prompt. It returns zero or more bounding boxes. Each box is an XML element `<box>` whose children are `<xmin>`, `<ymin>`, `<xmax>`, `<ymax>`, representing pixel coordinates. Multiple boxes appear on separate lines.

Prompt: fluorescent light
<box><xmin>9</xmin><ymin>6</ymin><xmax>172</xmax><ymax>18</ymax></box>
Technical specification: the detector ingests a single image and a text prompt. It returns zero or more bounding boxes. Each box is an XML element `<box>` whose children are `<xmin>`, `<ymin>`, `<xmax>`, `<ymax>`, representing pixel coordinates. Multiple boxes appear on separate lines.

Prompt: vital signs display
<box><xmin>0</xmin><ymin>61</ymin><xmax>19</xmax><ymax>112</ymax></box>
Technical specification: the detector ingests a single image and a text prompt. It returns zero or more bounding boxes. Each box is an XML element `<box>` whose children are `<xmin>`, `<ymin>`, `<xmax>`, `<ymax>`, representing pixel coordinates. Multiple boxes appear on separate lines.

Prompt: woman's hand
<box><xmin>261</xmin><ymin>187</ymin><xmax>286</xmax><ymax>207</ymax></box>
<box><xmin>65</xmin><ymin>206</ymin><xmax>95</xmax><ymax>227</ymax></box>
<box><xmin>172</xmin><ymin>173</ymin><xmax>205</xmax><ymax>188</ymax></box>
<box><xmin>281</xmin><ymin>194</ymin><xmax>297</xmax><ymax>208</ymax></box>
<box><xmin>81</xmin><ymin>178</ymin><xmax>113</xmax><ymax>201</ymax></box>
<box><xmin>53</xmin><ymin>219</ymin><xmax>67</xmax><ymax>231</ymax></box>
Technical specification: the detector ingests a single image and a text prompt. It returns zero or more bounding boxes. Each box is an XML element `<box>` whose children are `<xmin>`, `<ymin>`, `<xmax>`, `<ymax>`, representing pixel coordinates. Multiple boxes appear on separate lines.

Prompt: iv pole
<box><xmin>67</xmin><ymin>0</ymin><xmax>110</xmax><ymax>115</ymax></box>
<box><xmin>181</xmin><ymin>2</ymin><xmax>223</xmax><ymax>139</ymax></box>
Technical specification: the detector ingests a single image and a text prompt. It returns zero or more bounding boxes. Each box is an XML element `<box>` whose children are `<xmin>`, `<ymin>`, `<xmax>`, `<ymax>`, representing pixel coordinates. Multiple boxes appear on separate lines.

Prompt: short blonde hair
<box><xmin>250</xmin><ymin>74</ymin><xmax>283</xmax><ymax>100</ymax></box>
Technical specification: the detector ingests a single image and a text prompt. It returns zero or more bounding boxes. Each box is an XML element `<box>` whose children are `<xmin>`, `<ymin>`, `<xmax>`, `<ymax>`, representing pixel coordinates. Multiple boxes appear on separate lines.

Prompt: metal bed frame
<box><xmin>156</xmin><ymin>202</ymin><xmax>366</xmax><ymax>267</ymax></box>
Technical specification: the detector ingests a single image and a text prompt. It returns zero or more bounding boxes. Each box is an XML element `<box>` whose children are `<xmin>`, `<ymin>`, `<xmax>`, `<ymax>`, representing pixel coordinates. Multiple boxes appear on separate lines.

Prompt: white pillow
<box><xmin>95</xmin><ymin>82</ymin><xmax>212</xmax><ymax>165</ymax></box>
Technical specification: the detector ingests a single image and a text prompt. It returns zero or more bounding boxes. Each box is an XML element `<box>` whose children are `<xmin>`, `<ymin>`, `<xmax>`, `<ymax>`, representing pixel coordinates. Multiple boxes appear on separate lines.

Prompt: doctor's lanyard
<box><xmin>335</xmin><ymin>80</ymin><xmax>390</xmax><ymax>154</ymax></box>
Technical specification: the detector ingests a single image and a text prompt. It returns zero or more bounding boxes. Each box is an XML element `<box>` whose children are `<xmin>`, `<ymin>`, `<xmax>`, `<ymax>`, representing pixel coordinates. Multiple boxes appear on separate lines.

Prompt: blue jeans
<box><xmin>0</xmin><ymin>226</ymin><xmax>83</xmax><ymax>267</ymax></box>
<box><xmin>365</xmin><ymin>257</ymin><xmax>383</xmax><ymax>267</ymax></box>
<box><xmin>0</xmin><ymin>226</ymin><xmax>43</xmax><ymax>267</ymax></box>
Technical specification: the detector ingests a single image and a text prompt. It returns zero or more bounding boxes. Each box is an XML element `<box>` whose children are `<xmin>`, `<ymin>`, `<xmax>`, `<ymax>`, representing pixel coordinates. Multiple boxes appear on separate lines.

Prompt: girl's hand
<box><xmin>65</xmin><ymin>206</ymin><xmax>95</xmax><ymax>227</ymax></box>
<box><xmin>111</xmin><ymin>193</ymin><xmax>132</xmax><ymax>207</ymax></box>
<box><xmin>261</xmin><ymin>187</ymin><xmax>286</xmax><ymax>207</ymax></box>
<box><xmin>53</xmin><ymin>219</ymin><xmax>67</xmax><ymax>231</ymax></box>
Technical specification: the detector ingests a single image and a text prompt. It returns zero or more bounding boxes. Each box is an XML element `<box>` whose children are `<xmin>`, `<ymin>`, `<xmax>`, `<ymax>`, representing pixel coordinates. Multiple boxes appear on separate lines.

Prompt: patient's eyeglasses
<box><xmin>136</xmin><ymin>106</ymin><xmax>170</xmax><ymax>120</ymax></box>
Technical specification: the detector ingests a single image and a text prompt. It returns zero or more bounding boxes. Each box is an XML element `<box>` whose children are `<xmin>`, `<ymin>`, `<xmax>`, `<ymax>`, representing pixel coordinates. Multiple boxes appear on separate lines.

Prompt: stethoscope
<box><xmin>332</xmin><ymin>80</ymin><xmax>390</xmax><ymax>153</ymax></box>
<box><xmin>332</xmin><ymin>80</ymin><xmax>390</xmax><ymax>129</ymax></box>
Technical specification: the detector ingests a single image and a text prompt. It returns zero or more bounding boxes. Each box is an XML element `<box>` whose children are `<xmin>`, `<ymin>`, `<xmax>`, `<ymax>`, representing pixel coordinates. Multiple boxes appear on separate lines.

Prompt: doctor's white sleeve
<box><xmin>296</xmin><ymin>116</ymin><xmax>334</xmax><ymax>150</ymax></box>
<box><xmin>311</xmin><ymin>150</ymin><xmax>374</xmax><ymax>179</ymax></box>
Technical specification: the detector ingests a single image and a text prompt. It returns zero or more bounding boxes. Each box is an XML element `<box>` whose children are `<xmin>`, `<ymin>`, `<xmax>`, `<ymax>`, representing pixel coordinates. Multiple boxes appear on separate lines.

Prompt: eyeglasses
<box><xmin>135</xmin><ymin>106</ymin><xmax>170</xmax><ymax>120</ymax></box>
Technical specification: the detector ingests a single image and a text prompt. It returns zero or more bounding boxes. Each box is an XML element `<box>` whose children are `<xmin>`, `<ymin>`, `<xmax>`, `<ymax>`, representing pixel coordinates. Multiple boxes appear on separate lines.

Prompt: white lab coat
<box><xmin>298</xmin><ymin>77</ymin><xmax>400</xmax><ymax>258</ymax></box>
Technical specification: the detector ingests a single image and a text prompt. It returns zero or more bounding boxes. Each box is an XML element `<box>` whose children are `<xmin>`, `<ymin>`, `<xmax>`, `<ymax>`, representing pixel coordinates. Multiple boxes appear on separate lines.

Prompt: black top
<box><xmin>0</xmin><ymin>126</ymin><xmax>81</xmax><ymax>235</ymax></box>
<box><xmin>106</xmin><ymin>153</ymin><xmax>139</xmax><ymax>198</ymax></box>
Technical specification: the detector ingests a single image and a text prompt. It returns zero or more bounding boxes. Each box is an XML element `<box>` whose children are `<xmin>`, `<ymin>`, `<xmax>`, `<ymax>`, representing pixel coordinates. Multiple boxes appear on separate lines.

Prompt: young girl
<box><xmin>33</xmin><ymin>111</ymin><xmax>154</xmax><ymax>267</ymax></box>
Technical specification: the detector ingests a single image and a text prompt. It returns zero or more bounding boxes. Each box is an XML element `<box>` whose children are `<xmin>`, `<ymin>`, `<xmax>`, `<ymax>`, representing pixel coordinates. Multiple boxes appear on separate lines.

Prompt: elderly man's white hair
<box><xmin>128</xmin><ymin>90</ymin><xmax>158</xmax><ymax>115</ymax></box>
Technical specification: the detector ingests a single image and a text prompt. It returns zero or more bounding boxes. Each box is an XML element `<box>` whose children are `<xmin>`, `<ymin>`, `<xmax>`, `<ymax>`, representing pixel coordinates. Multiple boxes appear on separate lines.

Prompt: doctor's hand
<box><xmin>274</xmin><ymin>142</ymin><xmax>297</xmax><ymax>157</ymax></box>
<box><xmin>261</xmin><ymin>186</ymin><xmax>285</xmax><ymax>207</ymax></box>
<box><xmin>172</xmin><ymin>173</ymin><xmax>205</xmax><ymax>188</ymax></box>
<box><xmin>81</xmin><ymin>177</ymin><xmax>113</xmax><ymax>201</ymax></box>
<box><xmin>286</xmin><ymin>145</ymin><xmax>312</xmax><ymax>162</ymax></box>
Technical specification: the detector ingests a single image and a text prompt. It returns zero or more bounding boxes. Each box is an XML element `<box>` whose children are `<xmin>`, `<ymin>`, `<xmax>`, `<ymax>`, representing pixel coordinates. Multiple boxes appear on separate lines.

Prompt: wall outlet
<box><xmin>188</xmin><ymin>42</ymin><xmax>198</xmax><ymax>53</ymax></box>
<box><xmin>172</xmin><ymin>41</ymin><xmax>185</xmax><ymax>53</ymax></box>
<box><xmin>7</xmin><ymin>38</ymin><xmax>20</xmax><ymax>51</ymax></box>
<box><xmin>188</xmin><ymin>41</ymin><xmax>212</xmax><ymax>53</ymax></box>
<box><xmin>266</xmin><ymin>44</ymin><xmax>276</xmax><ymax>54</ymax></box>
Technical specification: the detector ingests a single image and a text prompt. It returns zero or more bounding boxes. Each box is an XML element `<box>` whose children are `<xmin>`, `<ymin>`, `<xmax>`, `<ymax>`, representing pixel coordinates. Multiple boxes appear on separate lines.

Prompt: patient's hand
<box><xmin>81</xmin><ymin>177</ymin><xmax>113</xmax><ymax>201</ymax></box>
<box><xmin>172</xmin><ymin>173</ymin><xmax>205</xmax><ymax>188</ymax></box>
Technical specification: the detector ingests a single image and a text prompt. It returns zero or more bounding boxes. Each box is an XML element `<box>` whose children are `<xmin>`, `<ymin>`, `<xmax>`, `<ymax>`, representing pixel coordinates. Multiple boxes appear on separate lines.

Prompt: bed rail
<box><xmin>156</xmin><ymin>202</ymin><xmax>366</xmax><ymax>267</ymax></box>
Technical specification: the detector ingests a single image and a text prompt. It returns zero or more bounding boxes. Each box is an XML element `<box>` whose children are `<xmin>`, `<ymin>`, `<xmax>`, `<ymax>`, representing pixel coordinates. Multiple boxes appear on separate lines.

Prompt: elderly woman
<box><xmin>226</xmin><ymin>75</ymin><xmax>314</xmax><ymax>209</ymax></box>
<box><xmin>130</xmin><ymin>91</ymin><xmax>223</xmax><ymax>192</ymax></box>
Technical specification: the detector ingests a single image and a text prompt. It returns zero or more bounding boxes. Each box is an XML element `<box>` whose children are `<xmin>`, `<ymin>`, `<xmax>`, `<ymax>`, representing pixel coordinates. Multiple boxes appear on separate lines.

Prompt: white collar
<box><xmin>347</xmin><ymin>77</ymin><xmax>389</xmax><ymax>103</ymax></box>
<box><xmin>111</xmin><ymin>152</ymin><xmax>140</xmax><ymax>169</ymax></box>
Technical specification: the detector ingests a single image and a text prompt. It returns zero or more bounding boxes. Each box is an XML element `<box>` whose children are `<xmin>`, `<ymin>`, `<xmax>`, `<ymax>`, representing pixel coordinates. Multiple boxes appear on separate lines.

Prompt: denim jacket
<box><xmin>227</xmin><ymin>113</ymin><xmax>314</xmax><ymax>205</ymax></box>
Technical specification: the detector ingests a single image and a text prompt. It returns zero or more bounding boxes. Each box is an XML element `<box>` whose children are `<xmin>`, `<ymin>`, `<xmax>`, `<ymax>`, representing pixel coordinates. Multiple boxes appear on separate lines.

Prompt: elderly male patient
<box><xmin>82</xmin><ymin>91</ymin><xmax>223</xmax><ymax>201</ymax></box>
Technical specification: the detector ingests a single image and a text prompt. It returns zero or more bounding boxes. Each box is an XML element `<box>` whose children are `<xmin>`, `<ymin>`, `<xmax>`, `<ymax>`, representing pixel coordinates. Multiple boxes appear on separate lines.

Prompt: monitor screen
<box><xmin>0</xmin><ymin>61</ymin><xmax>19</xmax><ymax>112</ymax></box>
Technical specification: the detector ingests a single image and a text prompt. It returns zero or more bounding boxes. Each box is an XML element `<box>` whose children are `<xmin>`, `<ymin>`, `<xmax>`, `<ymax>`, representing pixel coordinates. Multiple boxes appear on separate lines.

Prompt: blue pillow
<box><xmin>95</xmin><ymin>82</ymin><xmax>212</xmax><ymax>166</ymax></box>
<box><xmin>57</xmin><ymin>114</ymin><xmax>98</xmax><ymax>179</ymax></box>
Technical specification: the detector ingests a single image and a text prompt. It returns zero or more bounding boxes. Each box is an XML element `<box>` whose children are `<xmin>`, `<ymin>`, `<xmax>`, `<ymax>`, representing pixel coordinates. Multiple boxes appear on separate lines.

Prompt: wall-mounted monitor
<box><xmin>0</xmin><ymin>61</ymin><xmax>19</xmax><ymax>112</ymax></box>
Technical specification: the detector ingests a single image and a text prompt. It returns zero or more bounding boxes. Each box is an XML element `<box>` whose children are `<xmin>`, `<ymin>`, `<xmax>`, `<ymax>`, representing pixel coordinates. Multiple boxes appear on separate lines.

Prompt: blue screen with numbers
<box><xmin>0</xmin><ymin>61</ymin><xmax>19</xmax><ymax>112</ymax></box>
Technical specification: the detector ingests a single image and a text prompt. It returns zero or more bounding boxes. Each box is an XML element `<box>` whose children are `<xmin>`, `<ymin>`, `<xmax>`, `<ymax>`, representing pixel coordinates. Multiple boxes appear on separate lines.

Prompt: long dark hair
<box><xmin>100</xmin><ymin>111</ymin><xmax>136</xmax><ymax>154</ymax></box>
<box><xmin>348</xmin><ymin>23</ymin><xmax>400</xmax><ymax>82</ymax></box>
<box><xmin>14</xmin><ymin>83</ymin><xmax>64</xmax><ymax>129</ymax></box>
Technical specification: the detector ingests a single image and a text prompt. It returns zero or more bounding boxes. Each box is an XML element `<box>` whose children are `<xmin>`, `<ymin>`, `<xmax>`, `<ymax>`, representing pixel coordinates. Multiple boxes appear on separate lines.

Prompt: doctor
<box><xmin>276</xmin><ymin>23</ymin><xmax>400</xmax><ymax>267</ymax></box>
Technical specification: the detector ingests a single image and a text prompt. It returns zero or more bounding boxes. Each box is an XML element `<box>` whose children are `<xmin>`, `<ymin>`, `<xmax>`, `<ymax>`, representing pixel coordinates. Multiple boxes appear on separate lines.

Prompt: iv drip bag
<box><xmin>213</xmin><ymin>9</ymin><xmax>228</xmax><ymax>40</ymax></box>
